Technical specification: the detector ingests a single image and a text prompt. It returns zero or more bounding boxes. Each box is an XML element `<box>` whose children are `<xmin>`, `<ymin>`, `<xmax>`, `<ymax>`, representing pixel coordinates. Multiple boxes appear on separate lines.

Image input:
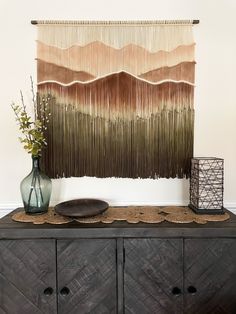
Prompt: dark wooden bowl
<box><xmin>55</xmin><ymin>199</ymin><xmax>109</xmax><ymax>218</ymax></box>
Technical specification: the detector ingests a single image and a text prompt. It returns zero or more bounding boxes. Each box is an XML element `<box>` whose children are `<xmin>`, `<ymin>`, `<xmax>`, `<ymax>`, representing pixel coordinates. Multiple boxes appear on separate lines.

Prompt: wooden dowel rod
<box><xmin>31</xmin><ymin>19</ymin><xmax>200</xmax><ymax>25</ymax></box>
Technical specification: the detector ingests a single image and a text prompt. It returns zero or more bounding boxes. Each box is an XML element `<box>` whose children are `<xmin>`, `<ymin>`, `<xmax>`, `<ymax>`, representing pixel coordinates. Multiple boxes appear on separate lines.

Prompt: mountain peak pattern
<box><xmin>37</xmin><ymin>22</ymin><xmax>195</xmax><ymax>178</ymax></box>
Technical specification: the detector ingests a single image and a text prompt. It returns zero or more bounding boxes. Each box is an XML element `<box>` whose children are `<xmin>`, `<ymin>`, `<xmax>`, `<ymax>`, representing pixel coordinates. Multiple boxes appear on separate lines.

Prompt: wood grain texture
<box><xmin>184</xmin><ymin>238</ymin><xmax>236</xmax><ymax>314</ymax></box>
<box><xmin>124</xmin><ymin>239</ymin><xmax>183</xmax><ymax>314</ymax></box>
<box><xmin>1</xmin><ymin>208</ymin><xmax>236</xmax><ymax>239</ymax></box>
<box><xmin>1</xmin><ymin>212</ymin><xmax>236</xmax><ymax>314</ymax></box>
<box><xmin>0</xmin><ymin>240</ymin><xmax>56</xmax><ymax>314</ymax></box>
<box><xmin>57</xmin><ymin>239</ymin><xmax>117</xmax><ymax>314</ymax></box>
<box><xmin>117</xmin><ymin>238</ymin><xmax>124</xmax><ymax>314</ymax></box>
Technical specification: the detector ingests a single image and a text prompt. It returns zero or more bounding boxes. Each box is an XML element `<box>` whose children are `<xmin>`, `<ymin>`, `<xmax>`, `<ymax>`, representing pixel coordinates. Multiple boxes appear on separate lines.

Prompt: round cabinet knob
<box><xmin>60</xmin><ymin>286</ymin><xmax>70</xmax><ymax>296</ymax></box>
<box><xmin>171</xmin><ymin>287</ymin><xmax>182</xmax><ymax>296</ymax></box>
<box><xmin>43</xmin><ymin>287</ymin><xmax>54</xmax><ymax>296</ymax></box>
<box><xmin>188</xmin><ymin>286</ymin><xmax>197</xmax><ymax>294</ymax></box>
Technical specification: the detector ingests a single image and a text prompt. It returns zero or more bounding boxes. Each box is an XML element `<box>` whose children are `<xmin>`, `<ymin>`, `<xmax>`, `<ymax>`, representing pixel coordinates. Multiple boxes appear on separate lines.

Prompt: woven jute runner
<box><xmin>12</xmin><ymin>206</ymin><xmax>230</xmax><ymax>225</ymax></box>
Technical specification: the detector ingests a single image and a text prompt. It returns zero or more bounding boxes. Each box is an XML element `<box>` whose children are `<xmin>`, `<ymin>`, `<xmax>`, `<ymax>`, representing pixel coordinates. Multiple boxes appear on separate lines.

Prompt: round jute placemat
<box><xmin>11</xmin><ymin>206</ymin><xmax>231</xmax><ymax>225</ymax></box>
<box><xmin>12</xmin><ymin>208</ymin><xmax>73</xmax><ymax>225</ymax></box>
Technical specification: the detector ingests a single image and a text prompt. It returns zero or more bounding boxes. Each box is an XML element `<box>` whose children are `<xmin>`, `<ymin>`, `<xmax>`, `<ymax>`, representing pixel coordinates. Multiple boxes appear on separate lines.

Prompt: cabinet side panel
<box><xmin>184</xmin><ymin>238</ymin><xmax>236</xmax><ymax>314</ymax></box>
<box><xmin>0</xmin><ymin>239</ymin><xmax>57</xmax><ymax>314</ymax></box>
<box><xmin>57</xmin><ymin>239</ymin><xmax>117</xmax><ymax>314</ymax></box>
<box><xmin>124</xmin><ymin>238</ymin><xmax>183</xmax><ymax>314</ymax></box>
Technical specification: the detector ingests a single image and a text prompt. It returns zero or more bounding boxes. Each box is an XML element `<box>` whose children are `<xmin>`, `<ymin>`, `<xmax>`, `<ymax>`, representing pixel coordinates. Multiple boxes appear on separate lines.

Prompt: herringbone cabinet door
<box><xmin>57</xmin><ymin>239</ymin><xmax>117</xmax><ymax>314</ymax></box>
<box><xmin>124</xmin><ymin>239</ymin><xmax>183</xmax><ymax>314</ymax></box>
<box><xmin>0</xmin><ymin>240</ymin><xmax>57</xmax><ymax>314</ymax></box>
<box><xmin>184</xmin><ymin>238</ymin><xmax>236</xmax><ymax>314</ymax></box>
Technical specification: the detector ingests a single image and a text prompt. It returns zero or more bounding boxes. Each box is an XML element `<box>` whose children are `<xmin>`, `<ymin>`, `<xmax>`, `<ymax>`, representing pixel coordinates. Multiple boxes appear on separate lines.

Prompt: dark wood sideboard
<box><xmin>1</xmin><ymin>208</ymin><xmax>236</xmax><ymax>314</ymax></box>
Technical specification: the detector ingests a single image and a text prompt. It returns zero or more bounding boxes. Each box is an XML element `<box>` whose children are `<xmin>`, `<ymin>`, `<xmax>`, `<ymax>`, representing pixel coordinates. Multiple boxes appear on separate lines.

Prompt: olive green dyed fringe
<box><xmin>40</xmin><ymin>101</ymin><xmax>194</xmax><ymax>179</ymax></box>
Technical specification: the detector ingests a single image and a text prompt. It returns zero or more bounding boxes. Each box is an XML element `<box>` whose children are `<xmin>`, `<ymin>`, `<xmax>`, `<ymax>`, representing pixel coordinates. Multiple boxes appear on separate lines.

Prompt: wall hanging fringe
<box><xmin>35</xmin><ymin>20</ymin><xmax>197</xmax><ymax>179</ymax></box>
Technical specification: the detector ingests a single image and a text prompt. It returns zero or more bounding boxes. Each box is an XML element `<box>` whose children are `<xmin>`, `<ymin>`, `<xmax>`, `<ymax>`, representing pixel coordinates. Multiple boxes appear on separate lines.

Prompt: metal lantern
<box><xmin>189</xmin><ymin>157</ymin><xmax>225</xmax><ymax>214</ymax></box>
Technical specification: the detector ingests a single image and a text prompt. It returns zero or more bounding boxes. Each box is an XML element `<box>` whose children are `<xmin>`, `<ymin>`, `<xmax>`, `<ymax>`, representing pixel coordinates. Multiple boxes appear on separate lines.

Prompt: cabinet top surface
<box><xmin>0</xmin><ymin>208</ymin><xmax>236</xmax><ymax>239</ymax></box>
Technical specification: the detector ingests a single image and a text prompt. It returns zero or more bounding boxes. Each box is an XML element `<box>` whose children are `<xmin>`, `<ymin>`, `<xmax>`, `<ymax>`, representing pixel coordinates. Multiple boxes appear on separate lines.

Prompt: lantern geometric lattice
<box><xmin>189</xmin><ymin>157</ymin><xmax>225</xmax><ymax>214</ymax></box>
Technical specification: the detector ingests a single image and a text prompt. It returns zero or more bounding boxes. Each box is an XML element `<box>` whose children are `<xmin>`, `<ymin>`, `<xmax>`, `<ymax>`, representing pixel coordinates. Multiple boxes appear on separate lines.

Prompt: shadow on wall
<box><xmin>50</xmin><ymin>177</ymin><xmax>190</xmax><ymax>207</ymax></box>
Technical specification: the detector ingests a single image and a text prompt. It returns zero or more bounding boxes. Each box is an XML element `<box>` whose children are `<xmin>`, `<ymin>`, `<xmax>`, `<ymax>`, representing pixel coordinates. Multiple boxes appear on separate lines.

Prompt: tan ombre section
<box><xmin>37</xmin><ymin>60</ymin><xmax>95</xmax><ymax>83</ymax></box>
<box><xmin>37</xmin><ymin>24</ymin><xmax>194</xmax><ymax>52</ymax></box>
<box><xmin>140</xmin><ymin>62</ymin><xmax>195</xmax><ymax>83</ymax></box>
<box><xmin>38</xmin><ymin>60</ymin><xmax>195</xmax><ymax>84</ymax></box>
<box><xmin>37</xmin><ymin>42</ymin><xmax>195</xmax><ymax>78</ymax></box>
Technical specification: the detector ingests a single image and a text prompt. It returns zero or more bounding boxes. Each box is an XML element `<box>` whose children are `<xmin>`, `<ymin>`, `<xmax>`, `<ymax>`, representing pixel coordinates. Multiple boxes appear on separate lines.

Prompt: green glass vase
<box><xmin>20</xmin><ymin>156</ymin><xmax>52</xmax><ymax>215</ymax></box>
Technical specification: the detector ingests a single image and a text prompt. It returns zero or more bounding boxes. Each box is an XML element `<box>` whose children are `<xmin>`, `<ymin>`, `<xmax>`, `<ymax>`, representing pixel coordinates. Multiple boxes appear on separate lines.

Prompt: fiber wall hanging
<box><xmin>35</xmin><ymin>20</ymin><xmax>197</xmax><ymax>179</ymax></box>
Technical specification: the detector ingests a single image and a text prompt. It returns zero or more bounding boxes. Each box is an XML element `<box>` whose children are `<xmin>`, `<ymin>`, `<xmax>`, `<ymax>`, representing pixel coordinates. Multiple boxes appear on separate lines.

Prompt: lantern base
<box><xmin>189</xmin><ymin>204</ymin><xmax>226</xmax><ymax>215</ymax></box>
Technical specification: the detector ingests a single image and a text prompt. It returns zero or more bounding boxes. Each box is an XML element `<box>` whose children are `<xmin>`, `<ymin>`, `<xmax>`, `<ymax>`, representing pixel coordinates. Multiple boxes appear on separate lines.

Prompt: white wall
<box><xmin>0</xmin><ymin>0</ymin><xmax>236</xmax><ymax>212</ymax></box>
